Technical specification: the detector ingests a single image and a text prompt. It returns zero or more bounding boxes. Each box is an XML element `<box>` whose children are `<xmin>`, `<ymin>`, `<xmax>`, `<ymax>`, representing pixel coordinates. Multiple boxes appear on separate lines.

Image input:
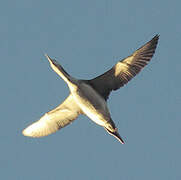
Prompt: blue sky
<box><xmin>1</xmin><ymin>0</ymin><xmax>180</xmax><ymax>179</ymax></box>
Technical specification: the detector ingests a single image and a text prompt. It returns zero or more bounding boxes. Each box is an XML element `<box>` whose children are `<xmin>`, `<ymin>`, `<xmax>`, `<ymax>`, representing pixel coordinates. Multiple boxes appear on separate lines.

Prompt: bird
<box><xmin>22</xmin><ymin>35</ymin><xmax>159</xmax><ymax>144</ymax></box>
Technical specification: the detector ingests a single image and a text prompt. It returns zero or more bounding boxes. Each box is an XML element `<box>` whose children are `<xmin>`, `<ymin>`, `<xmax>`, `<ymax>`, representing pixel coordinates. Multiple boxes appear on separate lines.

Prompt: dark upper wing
<box><xmin>88</xmin><ymin>35</ymin><xmax>159</xmax><ymax>100</ymax></box>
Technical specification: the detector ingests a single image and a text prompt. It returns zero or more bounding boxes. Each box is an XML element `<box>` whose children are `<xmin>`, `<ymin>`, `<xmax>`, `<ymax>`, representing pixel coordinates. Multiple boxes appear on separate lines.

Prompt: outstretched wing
<box><xmin>88</xmin><ymin>35</ymin><xmax>159</xmax><ymax>100</ymax></box>
<box><xmin>22</xmin><ymin>94</ymin><xmax>81</xmax><ymax>137</ymax></box>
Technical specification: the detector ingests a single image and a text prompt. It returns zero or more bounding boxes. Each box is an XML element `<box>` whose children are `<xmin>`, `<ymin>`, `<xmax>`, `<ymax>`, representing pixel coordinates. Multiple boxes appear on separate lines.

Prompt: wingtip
<box><xmin>22</xmin><ymin>127</ymin><xmax>31</xmax><ymax>137</ymax></box>
<box><xmin>22</xmin><ymin>128</ymin><xmax>28</xmax><ymax>137</ymax></box>
<box><xmin>145</xmin><ymin>34</ymin><xmax>159</xmax><ymax>50</ymax></box>
<box><xmin>22</xmin><ymin>125</ymin><xmax>35</xmax><ymax>137</ymax></box>
<box><xmin>153</xmin><ymin>34</ymin><xmax>160</xmax><ymax>41</ymax></box>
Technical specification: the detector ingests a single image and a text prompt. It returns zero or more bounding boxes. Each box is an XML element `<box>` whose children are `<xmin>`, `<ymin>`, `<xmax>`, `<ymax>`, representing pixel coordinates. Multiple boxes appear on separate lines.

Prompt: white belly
<box><xmin>78</xmin><ymin>101</ymin><xmax>106</xmax><ymax>126</ymax></box>
<box><xmin>71</xmin><ymin>83</ymin><xmax>110</xmax><ymax>127</ymax></box>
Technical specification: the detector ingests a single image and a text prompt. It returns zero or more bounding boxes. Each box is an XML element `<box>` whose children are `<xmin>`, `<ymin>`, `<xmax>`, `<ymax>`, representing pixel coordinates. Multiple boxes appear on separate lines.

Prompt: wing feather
<box><xmin>88</xmin><ymin>35</ymin><xmax>159</xmax><ymax>100</ymax></box>
<box><xmin>22</xmin><ymin>94</ymin><xmax>81</xmax><ymax>137</ymax></box>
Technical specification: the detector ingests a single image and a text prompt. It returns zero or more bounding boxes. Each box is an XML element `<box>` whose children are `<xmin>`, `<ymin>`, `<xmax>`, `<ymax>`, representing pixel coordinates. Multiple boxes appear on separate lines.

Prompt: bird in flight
<box><xmin>22</xmin><ymin>35</ymin><xmax>159</xmax><ymax>144</ymax></box>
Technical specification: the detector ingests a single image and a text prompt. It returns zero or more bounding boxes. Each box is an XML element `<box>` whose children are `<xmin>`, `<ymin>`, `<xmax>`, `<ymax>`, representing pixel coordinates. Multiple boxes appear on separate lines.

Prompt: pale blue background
<box><xmin>0</xmin><ymin>0</ymin><xmax>180</xmax><ymax>179</ymax></box>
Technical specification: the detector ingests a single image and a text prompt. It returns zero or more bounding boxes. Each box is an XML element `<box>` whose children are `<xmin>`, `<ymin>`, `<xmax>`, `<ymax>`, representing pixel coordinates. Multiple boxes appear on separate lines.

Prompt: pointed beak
<box><xmin>113</xmin><ymin>130</ymin><xmax>125</xmax><ymax>144</ymax></box>
<box><xmin>105</xmin><ymin>128</ymin><xmax>125</xmax><ymax>144</ymax></box>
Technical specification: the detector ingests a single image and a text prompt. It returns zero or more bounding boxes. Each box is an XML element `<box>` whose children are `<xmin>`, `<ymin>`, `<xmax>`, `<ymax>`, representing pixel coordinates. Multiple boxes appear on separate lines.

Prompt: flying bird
<box><xmin>22</xmin><ymin>35</ymin><xmax>159</xmax><ymax>144</ymax></box>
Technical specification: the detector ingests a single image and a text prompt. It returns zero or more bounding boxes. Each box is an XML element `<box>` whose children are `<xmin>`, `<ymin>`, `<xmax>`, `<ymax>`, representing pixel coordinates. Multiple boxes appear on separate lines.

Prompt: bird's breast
<box><xmin>71</xmin><ymin>83</ymin><xmax>111</xmax><ymax>126</ymax></box>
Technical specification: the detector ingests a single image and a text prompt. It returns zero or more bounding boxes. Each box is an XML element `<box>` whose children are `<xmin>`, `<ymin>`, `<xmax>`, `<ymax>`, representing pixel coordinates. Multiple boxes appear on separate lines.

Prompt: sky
<box><xmin>0</xmin><ymin>0</ymin><xmax>180</xmax><ymax>179</ymax></box>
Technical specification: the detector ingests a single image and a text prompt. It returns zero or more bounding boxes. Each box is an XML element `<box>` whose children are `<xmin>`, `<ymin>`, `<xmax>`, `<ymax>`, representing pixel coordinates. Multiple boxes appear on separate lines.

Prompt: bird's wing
<box><xmin>88</xmin><ymin>35</ymin><xmax>159</xmax><ymax>100</ymax></box>
<box><xmin>22</xmin><ymin>94</ymin><xmax>81</xmax><ymax>137</ymax></box>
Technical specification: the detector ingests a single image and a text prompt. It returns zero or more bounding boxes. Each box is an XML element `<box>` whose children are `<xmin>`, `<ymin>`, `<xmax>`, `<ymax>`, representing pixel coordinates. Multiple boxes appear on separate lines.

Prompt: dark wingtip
<box><xmin>155</xmin><ymin>34</ymin><xmax>160</xmax><ymax>38</ymax></box>
<box><xmin>151</xmin><ymin>34</ymin><xmax>160</xmax><ymax>45</ymax></box>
